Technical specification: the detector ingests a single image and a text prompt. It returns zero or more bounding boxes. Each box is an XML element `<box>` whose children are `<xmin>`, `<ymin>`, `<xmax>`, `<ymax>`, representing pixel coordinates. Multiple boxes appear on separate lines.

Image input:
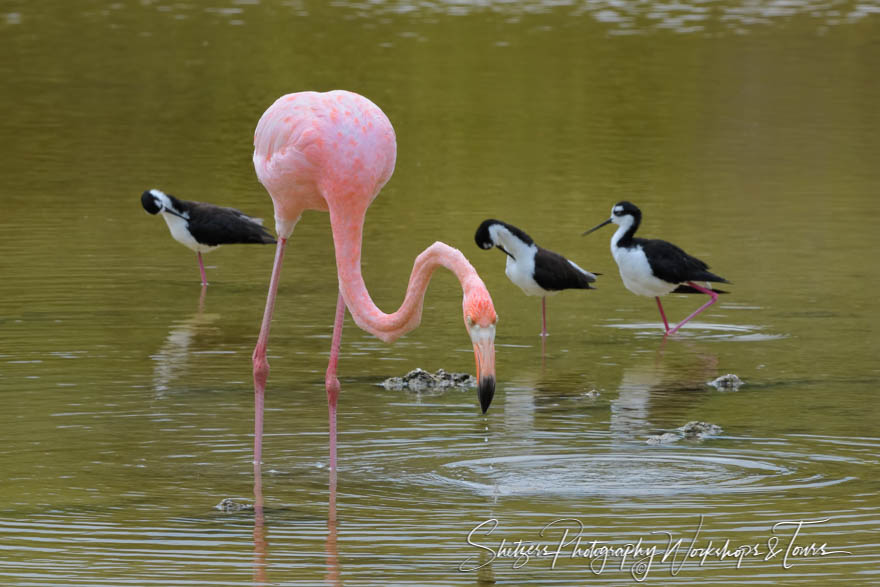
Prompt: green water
<box><xmin>1</xmin><ymin>1</ymin><xmax>878</xmax><ymax>585</ymax></box>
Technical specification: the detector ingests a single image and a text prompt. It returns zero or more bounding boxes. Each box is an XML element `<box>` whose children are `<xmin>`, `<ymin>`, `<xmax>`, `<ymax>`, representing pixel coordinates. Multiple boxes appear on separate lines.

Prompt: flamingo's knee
<box><xmin>253</xmin><ymin>347</ymin><xmax>270</xmax><ymax>391</ymax></box>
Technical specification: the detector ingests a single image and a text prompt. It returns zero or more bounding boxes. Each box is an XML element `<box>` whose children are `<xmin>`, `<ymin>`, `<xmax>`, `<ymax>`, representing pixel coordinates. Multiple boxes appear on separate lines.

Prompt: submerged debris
<box><xmin>646</xmin><ymin>432</ymin><xmax>680</xmax><ymax>445</ymax></box>
<box><xmin>707</xmin><ymin>373</ymin><xmax>744</xmax><ymax>391</ymax></box>
<box><xmin>380</xmin><ymin>368</ymin><xmax>476</xmax><ymax>392</ymax></box>
<box><xmin>215</xmin><ymin>498</ymin><xmax>253</xmax><ymax>513</ymax></box>
<box><xmin>646</xmin><ymin>421</ymin><xmax>723</xmax><ymax>444</ymax></box>
<box><xmin>681</xmin><ymin>421</ymin><xmax>723</xmax><ymax>439</ymax></box>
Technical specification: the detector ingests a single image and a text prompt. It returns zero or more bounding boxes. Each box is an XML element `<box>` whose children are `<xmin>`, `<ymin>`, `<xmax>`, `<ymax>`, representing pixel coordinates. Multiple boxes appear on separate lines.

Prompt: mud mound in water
<box><xmin>214</xmin><ymin>498</ymin><xmax>253</xmax><ymax>512</ymax></box>
<box><xmin>707</xmin><ymin>373</ymin><xmax>744</xmax><ymax>390</ymax></box>
<box><xmin>647</xmin><ymin>421</ymin><xmax>723</xmax><ymax>444</ymax></box>
<box><xmin>380</xmin><ymin>368</ymin><xmax>475</xmax><ymax>392</ymax></box>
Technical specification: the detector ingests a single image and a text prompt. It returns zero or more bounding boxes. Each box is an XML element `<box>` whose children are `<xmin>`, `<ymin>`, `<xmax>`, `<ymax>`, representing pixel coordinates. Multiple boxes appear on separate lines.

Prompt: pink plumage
<box><xmin>254</xmin><ymin>90</ymin><xmax>396</xmax><ymax>235</ymax></box>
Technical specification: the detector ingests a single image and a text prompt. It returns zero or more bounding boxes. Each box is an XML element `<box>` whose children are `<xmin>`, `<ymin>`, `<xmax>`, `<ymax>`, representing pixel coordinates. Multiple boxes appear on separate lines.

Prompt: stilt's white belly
<box><xmin>613</xmin><ymin>246</ymin><xmax>676</xmax><ymax>297</ymax></box>
<box><xmin>161</xmin><ymin>212</ymin><xmax>217</xmax><ymax>254</ymax></box>
<box><xmin>505</xmin><ymin>256</ymin><xmax>548</xmax><ymax>297</ymax></box>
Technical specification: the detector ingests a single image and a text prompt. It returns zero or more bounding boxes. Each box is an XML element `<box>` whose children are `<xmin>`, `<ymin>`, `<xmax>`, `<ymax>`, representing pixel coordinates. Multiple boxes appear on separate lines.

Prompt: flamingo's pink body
<box><xmin>251</xmin><ymin>90</ymin><xmax>497</xmax><ymax>468</ymax></box>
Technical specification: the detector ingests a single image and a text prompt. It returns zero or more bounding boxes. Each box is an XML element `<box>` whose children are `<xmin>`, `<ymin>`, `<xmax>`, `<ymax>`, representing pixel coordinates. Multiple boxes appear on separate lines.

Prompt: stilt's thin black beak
<box><xmin>478</xmin><ymin>375</ymin><xmax>495</xmax><ymax>414</ymax></box>
<box><xmin>496</xmin><ymin>245</ymin><xmax>514</xmax><ymax>260</ymax></box>
<box><xmin>164</xmin><ymin>208</ymin><xmax>187</xmax><ymax>220</ymax></box>
<box><xmin>582</xmin><ymin>218</ymin><xmax>613</xmax><ymax>236</ymax></box>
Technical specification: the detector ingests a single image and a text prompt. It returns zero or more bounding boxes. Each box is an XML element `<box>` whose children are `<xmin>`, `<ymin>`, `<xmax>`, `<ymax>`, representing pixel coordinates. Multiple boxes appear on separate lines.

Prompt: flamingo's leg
<box><xmin>667</xmin><ymin>282</ymin><xmax>719</xmax><ymax>335</ymax></box>
<box><xmin>252</xmin><ymin>237</ymin><xmax>287</xmax><ymax>465</ymax></box>
<box><xmin>325</xmin><ymin>291</ymin><xmax>345</xmax><ymax>472</ymax></box>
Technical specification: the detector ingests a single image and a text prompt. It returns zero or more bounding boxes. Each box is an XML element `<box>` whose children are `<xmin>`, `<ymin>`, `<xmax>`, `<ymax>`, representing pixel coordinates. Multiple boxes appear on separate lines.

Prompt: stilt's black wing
<box><xmin>532</xmin><ymin>247</ymin><xmax>596</xmax><ymax>291</ymax></box>
<box><xmin>637</xmin><ymin>238</ymin><xmax>728</xmax><ymax>284</ymax></box>
<box><xmin>672</xmin><ymin>284</ymin><xmax>728</xmax><ymax>294</ymax></box>
<box><xmin>186</xmin><ymin>202</ymin><xmax>277</xmax><ymax>246</ymax></box>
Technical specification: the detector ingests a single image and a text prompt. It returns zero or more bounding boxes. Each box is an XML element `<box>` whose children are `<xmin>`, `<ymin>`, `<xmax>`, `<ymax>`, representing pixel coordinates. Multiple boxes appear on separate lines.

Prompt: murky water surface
<box><xmin>1</xmin><ymin>1</ymin><xmax>878</xmax><ymax>584</ymax></box>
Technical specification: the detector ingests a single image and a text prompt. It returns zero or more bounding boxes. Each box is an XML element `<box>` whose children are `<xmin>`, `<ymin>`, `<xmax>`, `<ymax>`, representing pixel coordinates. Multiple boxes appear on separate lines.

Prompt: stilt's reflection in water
<box><xmin>151</xmin><ymin>285</ymin><xmax>216</xmax><ymax>395</ymax></box>
<box><xmin>610</xmin><ymin>341</ymin><xmax>720</xmax><ymax>440</ymax></box>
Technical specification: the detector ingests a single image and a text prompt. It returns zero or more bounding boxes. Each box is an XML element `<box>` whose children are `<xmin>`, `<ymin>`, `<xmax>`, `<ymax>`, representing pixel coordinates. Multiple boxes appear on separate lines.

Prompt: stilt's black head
<box><xmin>583</xmin><ymin>201</ymin><xmax>642</xmax><ymax>236</ymax></box>
<box><xmin>474</xmin><ymin>219</ymin><xmax>500</xmax><ymax>250</ymax></box>
<box><xmin>475</xmin><ymin>219</ymin><xmax>534</xmax><ymax>250</ymax></box>
<box><xmin>611</xmin><ymin>201</ymin><xmax>641</xmax><ymax>223</ymax></box>
<box><xmin>141</xmin><ymin>190</ymin><xmax>163</xmax><ymax>215</ymax></box>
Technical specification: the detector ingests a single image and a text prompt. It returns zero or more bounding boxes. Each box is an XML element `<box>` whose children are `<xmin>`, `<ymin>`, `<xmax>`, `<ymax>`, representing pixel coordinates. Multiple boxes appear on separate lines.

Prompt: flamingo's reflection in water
<box><xmin>250</xmin><ymin>465</ymin><xmax>340</xmax><ymax>587</ymax></box>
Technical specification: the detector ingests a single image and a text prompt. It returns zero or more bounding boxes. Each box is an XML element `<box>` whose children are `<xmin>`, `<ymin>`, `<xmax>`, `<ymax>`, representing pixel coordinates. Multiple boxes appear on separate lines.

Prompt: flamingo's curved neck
<box><xmin>328</xmin><ymin>203</ymin><xmax>481</xmax><ymax>343</ymax></box>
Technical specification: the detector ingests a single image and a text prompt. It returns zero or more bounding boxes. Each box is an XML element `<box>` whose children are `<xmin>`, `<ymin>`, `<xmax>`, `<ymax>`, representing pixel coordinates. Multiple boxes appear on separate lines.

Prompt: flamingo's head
<box><xmin>464</xmin><ymin>290</ymin><xmax>497</xmax><ymax>414</ymax></box>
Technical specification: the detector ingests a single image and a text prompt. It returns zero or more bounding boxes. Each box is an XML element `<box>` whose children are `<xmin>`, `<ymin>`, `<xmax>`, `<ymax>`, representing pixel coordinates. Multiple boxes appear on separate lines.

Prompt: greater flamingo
<box><xmin>250</xmin><ymin>90</ymin><xmax>498</xmax><ymax>469</ymax></box>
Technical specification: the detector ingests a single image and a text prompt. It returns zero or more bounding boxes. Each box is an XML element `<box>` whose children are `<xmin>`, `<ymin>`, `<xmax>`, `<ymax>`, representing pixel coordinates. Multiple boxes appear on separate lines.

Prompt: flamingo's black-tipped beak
<box><xmin>478</xmin><ymin>375</ymin><xmax>495</xmax><ymax>414</ymax></box>
<box><xmin>469</xmin><ymin>323</ymin><xmax>496</xmax><ymax>414</ymax></box>
<box><xmin>582</xmin><ymin>217</ymin><xmax>613</xmax><ymax>236</ymax></box>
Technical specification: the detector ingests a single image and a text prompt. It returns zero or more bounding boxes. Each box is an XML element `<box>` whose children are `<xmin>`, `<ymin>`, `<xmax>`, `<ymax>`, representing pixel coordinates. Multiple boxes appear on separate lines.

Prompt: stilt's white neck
<box><xmin>488</xmin><ymin>224</ymin><xmax>535</xmax><ymax>261</ymax></box>
<box><xmin>610</xmin><ymin>215</ymin><xmax>636</xmax><ymax>251</ymax></box>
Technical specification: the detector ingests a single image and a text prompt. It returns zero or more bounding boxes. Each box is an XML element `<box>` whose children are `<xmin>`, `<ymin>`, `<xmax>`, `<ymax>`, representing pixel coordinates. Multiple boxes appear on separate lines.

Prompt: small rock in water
<box><xmin>215</xmin><ymin>498</ymin><xmax>253</xmax><ymax>513</ymax></box>
<box><xmin>380</xmin><ymin>368</ymin><xmax>476</xmax><ymax>392</ymax></box>
<box><xmin>646</xmin><ymin>432</ymin><xmax>681</xmax><ymax>445</ymax></box>
<box><xmin>646</xmin><ymin>421</ymin><xmax>723</xmax><ymax>444</ymax></box>
<box><xmin>680</xmin><ymin>421</ymin><xmax>723</xmax><ymax>439</ymax></box>
<box><xmin>707</xmin><ymin>373</ymin><xmax>744</xmax><ymax>390</ymax></box>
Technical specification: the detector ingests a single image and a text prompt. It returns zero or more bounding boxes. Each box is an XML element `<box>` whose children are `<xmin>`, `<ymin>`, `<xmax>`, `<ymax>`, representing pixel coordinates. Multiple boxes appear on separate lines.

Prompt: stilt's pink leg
<box><xmin>540</xmin><ymin>331</ymin><xmax>547</xmax><ymax>367</ymax></box>
<box><xmin>667</xmin><ymin>282</ymin><xmax>718</xmax><ymax>335</ymax></box>
<box><xmin>540</xmin><ymin>297</ymin><xmax>548</xmax><ymax>337</ymax></box>
<box><xmin>325</xmin><ymin>291</ymin><xmax>345</xmax><ymax>472</ymax></box>
<box><xmin>197</xmin><ymin>252</ymin><xmax>208</xmax><ymax>286</ymax></box>
<box><xmin>656</xmin><ymin>297</ymin><xmax>670</xmax><ymax>333</ymax></box>
<box><xmin>252</xmin><ymin>238</ymin><xmax>287</xmax><ymax>465</ymax></box>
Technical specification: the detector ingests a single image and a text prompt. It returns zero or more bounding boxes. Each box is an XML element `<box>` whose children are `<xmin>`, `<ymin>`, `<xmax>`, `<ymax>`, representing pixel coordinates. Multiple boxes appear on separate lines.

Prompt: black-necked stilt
<box><xmin>583</xmin><ymin>201</ymin><xmax>729</xmax><ymax>335</ymax></box>
<box><xmin>141</xmin><ymin>189</ymin><xmax>276</xmax><ymax>286</ymax></box>
<box><xmin>475</xmin><ymin>219</ymin><xmax>597</xmax><ymax>336</ymax></box>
